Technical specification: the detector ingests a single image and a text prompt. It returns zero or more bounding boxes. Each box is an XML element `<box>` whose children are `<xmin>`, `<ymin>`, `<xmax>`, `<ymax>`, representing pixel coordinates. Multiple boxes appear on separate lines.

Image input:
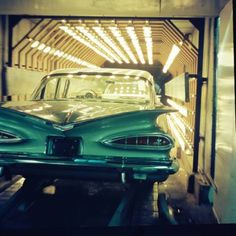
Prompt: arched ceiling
<box><xmin>11</xmin><ymin>17</ymin><xmax>198</xmax><ymax>77</ymax></box>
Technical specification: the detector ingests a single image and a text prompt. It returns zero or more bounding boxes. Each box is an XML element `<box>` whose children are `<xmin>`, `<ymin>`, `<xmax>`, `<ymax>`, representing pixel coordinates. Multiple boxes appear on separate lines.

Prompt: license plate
<box><xmin>46</xmin><ymin>136</ymin><xmax>81</xmax><ymax>157</ymax></box>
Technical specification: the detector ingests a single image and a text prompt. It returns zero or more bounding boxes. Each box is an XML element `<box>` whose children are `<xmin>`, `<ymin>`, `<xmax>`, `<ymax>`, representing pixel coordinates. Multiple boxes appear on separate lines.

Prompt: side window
<box><xmin>57</xmin><ymin>78</ymin><xmax>68</xmax><ymax>99</ymax></box>
<box><xmin>67</xmin><ymin>78</ymin><xmax>81</xmax><ymax>98</ymax></box>
<box><xmin>42</xmin><ymin>78</ymin><xmax>58</xmax><ymax>100</ymax></box>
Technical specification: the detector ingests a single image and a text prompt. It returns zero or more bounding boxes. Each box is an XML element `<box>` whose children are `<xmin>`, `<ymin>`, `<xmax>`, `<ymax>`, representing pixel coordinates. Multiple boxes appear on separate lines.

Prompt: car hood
<box><xmin>1</xmin><ymin>100</ymin><xmax>153</xmax><ymax>125</ymax></box>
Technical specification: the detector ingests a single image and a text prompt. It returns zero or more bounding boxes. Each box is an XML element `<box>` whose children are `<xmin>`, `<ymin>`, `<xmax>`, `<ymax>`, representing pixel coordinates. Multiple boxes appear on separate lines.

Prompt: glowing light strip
<box><xmin>143</xmin><ymin>27</ymin><xmax>153</xmax><ymax>65</ymax></box>
<box><xmin>167</xmin><ymin>98</ymin><xmax>188</xmax><ymax>117</ymax></box>
<box><xmin>30</xmin><ymin>40</ymin><xmax>98</xmax><ymax>68</ymax></box>
<box><xmin>170</xmin><ymin>113</ymin><xmax>186</xmax><ymax>135</ymax></box>
<box><xmin>109</xmin><ymin>27</ymin><xmax>138</xmax><ymax>64</ymax></box>
<box><xmin>171</xmin><ymin>113</ymin><xmax>194</xmax><ymax>152</ymax></box>
<box><xmin>175</xmin><ymin>113</ymin><xmax>194</xmax><ymax>133</ymax></box>
<box><xmin>167</xmin><ymin>115</ymin><xmax>193</xmax><ymax>153</ymax></box>
<box><xmin>163</xmin><ymin>44</ymin><xmax>181</xmax><ymax>73</ymax></box>
<box><xmin>76</xmin><ymin>26</ymin><xmax>122</xmax><ymax>64</ymax></box>
<box><xmin>59</xmin><ymin>26</ymin><xmax>114</xmax><ymax>63</ymax></box>
<box><xmin>38</xmin><ymin>43</ymin><xmax>46</xmax><ymax>50</ymax></box>
<box><xmin>167</xmin><ymin>115</ymin><xmax>185</xmax><ymax>151</ymax></box>
<box><xmin>43</xmin><ymin>46</ymin><xmax>51</xmax><ymax>53</ymax></box>
<box><xmin>31</xmin><ymin>41</ymin><xmax>40</xmax><ymax>48</ymax></box>
<box><xmin>126</xmin><ymin>27</ymin><xmax>145</xmax><ymax>64</ymax></box>
<box><xmin>93</xmin><ymin>26</ymin><xmax>130</xmax><ymax>64</ymax></box>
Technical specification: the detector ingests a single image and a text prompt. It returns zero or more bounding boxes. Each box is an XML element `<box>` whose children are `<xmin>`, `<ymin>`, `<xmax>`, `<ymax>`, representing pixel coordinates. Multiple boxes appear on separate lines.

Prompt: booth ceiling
<box><xmin>12</xmin><ymin>18</ymin><xmax>198</xmax><ymax>76</ymax></box>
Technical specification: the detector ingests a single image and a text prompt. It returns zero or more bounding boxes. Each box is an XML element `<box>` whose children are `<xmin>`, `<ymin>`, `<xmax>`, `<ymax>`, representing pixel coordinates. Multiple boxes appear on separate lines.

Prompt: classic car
<box><xmin>0</xmin><ymin>68</ymin><xmax>179</xmax><ymax>183</ymax></box>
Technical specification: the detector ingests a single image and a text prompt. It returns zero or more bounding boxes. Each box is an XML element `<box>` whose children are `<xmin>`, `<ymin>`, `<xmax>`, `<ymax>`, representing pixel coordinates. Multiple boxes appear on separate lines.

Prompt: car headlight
<box><xmin>0</xmin><ymin>130</ymin><xmax>22</xmax><ymax>143</ymax></box>
<box><xmin>101</xmin><ymin>134</ymin><xmax>173</xmax><ymax>150</ymax></box>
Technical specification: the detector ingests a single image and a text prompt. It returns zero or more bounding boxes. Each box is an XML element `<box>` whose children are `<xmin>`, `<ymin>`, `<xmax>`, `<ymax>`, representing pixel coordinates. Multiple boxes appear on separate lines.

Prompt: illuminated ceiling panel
<box><xmin>11</xmin><ymin>18</ymin><xmax>198</xmax><ymax>75</ymax></box>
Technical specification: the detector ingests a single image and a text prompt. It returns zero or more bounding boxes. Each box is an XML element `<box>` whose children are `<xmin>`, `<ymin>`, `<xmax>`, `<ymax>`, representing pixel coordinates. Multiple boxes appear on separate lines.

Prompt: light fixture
<box><xmin>109</xmin><ymin>26</ymin><xmax>138</xmax><ymax>64</ymax></box>
<box><xmin>62</xmin><ymin>53</ymin><xmax>68</xmax><ymax>58</ymax></box>
<box><xmin>58</xmin><ymin>51</ymin><xmax>64</xmax><ymax>57</ymax></box>
<box><xmin>167</xmin><ymin>114</ymin><xmax>193</xmax><ymax>153</ymax></box>
<box><xmin>67</xmin><ymin>55</ymin><xmax>72</xmax><ymax>60</ymax></box>
<box><xmin>170</xmin><ymin>113</ymin><xmax>186</xmax><ymax>134</ymax></box>
<box><xmin>48</xmin><ymin>48</ymin><xmax>56</xmax><ymax>55</ymax></box>
<box><xmin>76</xmin><ymin>26</ymin><xmax>122</xmax><ymax>63</ymax></box>
<box><xmin>53</xmin><ymin>50</ymin><xmax>60</xmax><ymax>56</ymax></box>
<box><xmin>80</xmin><ymin>75</ymin><xmax>87</xmax><ymax>78</ymax></box>
<box><xmin>174</xmin><ymin>112</ymin><xmax>193</xmax><ymax>133</ymax></box>
<box><xmin>126</xmin><ymin>26</ymin><xmax>145</xmax><ymax>64</ymax></box>
<box><xmin>143</xmin><ymin>26</ymin><xmax>153</xmax><ymax>65</ymax></box>
<box><xmin>167</xmin><ymin>98</ymin><xmax>188</xmax><ymax>117</ymax></box>
<box><xmin>162</xmin><ymin>43</ymin><xmax>182</xmax><ymax>73</ymax></box>
<box><xmin>93</xmin><ymin>26</ymin><xmax>130</xmax><ymax>64</ymax></box>
<box><xmin>37</xmin><ymin>43</ymin><xmax>46</xmax><ymax>51</ymax></box>
<box><xmin>43</xmin><ymin>46</ymin><xmax>51</xmax><ymax>53</ymax></box>
<box><xmin>73</xmin><ymin>34</ymin><xmax>115</xmax><ymax>63</ymax></box>
<box><xmin>59</xmin><ymin>25</ymin><xmax>115</xmax><ymax>63</ymax></box>
<box><xmin>167</xmin><ymin>115</ymin><xmax>185</xmax><ymax>151</ymax></box>
<box><xmin>29</xmin><ymin>39</ymin><xmax>98</xmax><ymax>68</ymax></box>
<box><xmin>31</xmin><ymin>41</ymin><xmax>40</xmax><ymax>48</ymax></box>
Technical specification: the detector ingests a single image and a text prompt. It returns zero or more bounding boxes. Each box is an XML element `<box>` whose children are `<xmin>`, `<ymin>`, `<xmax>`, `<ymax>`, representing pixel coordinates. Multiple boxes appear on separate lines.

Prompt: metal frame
<box><xmin>9</xmin><ymin>16</ymin><xmax>198</xmax><ymax>75</ymax></box>
<box><xmin>209</xmin><ymin>17</ymin><xmax>219</xmax><ymax>180</ymax></box>
<box><xmin>191</xmin><ymin>19</ymin><xmax>205</xmax><ymax>174</ymax></box>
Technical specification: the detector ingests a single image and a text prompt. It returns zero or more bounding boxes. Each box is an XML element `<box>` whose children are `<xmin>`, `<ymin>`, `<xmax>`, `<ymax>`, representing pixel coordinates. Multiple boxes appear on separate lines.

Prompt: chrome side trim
<box><xmin>0</xmin><ymin>131</ymin><xmax>22</xmax><ymax>144</ymax></box>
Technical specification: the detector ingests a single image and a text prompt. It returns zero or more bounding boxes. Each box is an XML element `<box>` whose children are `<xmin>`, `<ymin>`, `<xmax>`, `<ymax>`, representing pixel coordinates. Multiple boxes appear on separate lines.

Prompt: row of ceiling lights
<box><xmin>29</xmin><ymin>21</ymin><xmax>153</xmax><ymax>67</ymax></box>
<box><xmin>109</xmin><ymin>26</ymin><xmax>137</xmax><ymax>64</ymax></box>
<box><xmin>29</xmin><ymin>20</ymin><xmax>183</xmax><ymax>73</ymax></box>
<box><xmin>59</xmin><ymin>23</ymin><xmax>153</xmax><ymax>65</ymax></box>
<box><xmin>59</xmin><ymin>25</ymin><xmax>114</xmax><ymax>63</ymax></box>
<box><xmin>30</xmin><ymin>39</ymin><xmax>98</xmax><ymax>68</ymax></box>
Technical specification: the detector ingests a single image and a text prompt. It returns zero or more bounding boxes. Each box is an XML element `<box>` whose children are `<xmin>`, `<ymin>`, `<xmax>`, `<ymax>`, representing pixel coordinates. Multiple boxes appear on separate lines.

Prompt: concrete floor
<box><xmin>0</xmin><ymin>157</ymin><xmax>218</xmax><ymax>227</ymax></box>
<box><xmin>161</xmin><ymin>158</ymin><xmax>217</xmax><ymax>224</ymax></box>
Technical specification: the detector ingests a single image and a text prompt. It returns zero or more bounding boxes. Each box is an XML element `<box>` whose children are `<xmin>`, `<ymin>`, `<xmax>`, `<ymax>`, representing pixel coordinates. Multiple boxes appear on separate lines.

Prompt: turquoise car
<box><xmin>0</xmin><ymin>68</ymin><xmax>179</xmax><ymax>183</ymax></box>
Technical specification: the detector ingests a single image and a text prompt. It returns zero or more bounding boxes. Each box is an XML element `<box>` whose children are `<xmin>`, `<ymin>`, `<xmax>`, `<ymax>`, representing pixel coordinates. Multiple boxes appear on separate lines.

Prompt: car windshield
<box><xmin>33</xmin><ymin>73</ymin><xmax>152</xmax><ymax>104</ymax></box>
